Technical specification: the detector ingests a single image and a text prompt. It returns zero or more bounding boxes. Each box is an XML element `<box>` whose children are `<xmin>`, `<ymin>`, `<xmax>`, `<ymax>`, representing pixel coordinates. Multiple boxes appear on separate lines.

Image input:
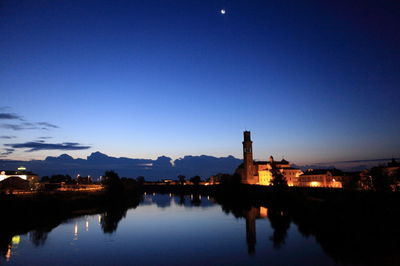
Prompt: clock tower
<box><xmin>242</xmin><ymin>131</ymin><xmax>256</xmax><ymax>184</ymax></box>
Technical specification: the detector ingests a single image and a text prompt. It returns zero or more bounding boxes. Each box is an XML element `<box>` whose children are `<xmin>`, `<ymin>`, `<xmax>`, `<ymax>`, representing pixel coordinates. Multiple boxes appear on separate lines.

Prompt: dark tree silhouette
<box><xmin>102</xmin><ymin>170</ymin><xmax>124</xmax><ymax>195</ymax></box>
<box><xmin>220</xmin><ymin>173</ymin><xmax>241</xmax><ymax>186</ymax></box>
<box><xmin>136</xmin><ymin>176</ymin><xmax>145</xmax><ymax>185</ymax></box>
<box><xmin>40</xmin><ymin>176</ymin><xmax>49</xmax><ymax>182</ymax></box>
<box><xmin>100</xmin><ymin>208</ymin><xmax>127</xmax><ymax>234</ymax></box>
<box><xmin>178</xmin><ymin>175</ymin><xmax>186</xmax><ymax>185</ymax></box>
<box><xmin>190</xmin><ymin>175</ymin><xmax>201</xmax><ymax>185</ymax></box>
<box><xmin>367</xmin><ymin>166</ymin><xmax>396</xmax><ymax>191</ymax></box>
<box><xmin>178</xmin><ymin>194</ymin><xmax>185</xmax><ymax>206</ymax></box>
<box><xmin>342</xmin><ymin>172</ymin><xmax>360</xmax><ymax>190</ymax></box>
<box><xmin>268</xmin><ymin>208</ymin><xmax>291</xmax><ymax>249</ymax></box>
<box><xmin>191</xmin><ymin>194</ymin><xmax>202</xmax><ymax>206</ymax></box>
<box><xmin>392</xmin><ymin>168</ymin><xmax>400</xmax><ymax>191</ymax></box>
<box><xmin>49</xmin><ymin>174</ymin><xmax>72</xmax><ymax>184</ymax></box>
<box><xmin>271</xmin><ymin>169</ymin><xmax>288</xmax><ymax>189</ymax></box>
<box><xmin>29</xmin><ymin>230</ymin><xmax>49</xmax><ymax>246</ymax></box>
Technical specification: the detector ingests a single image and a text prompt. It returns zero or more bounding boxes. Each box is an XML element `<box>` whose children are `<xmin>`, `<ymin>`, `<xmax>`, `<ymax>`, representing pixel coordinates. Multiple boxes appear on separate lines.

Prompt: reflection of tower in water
<box><xmin>245</xmin><ymin>207</ymin><xmax>258</xmax><ymax>254</ymax></box>
<box><xmin>244</xmin><ymin>207</ymin><xmax>268</xmax><ymax>254</ymax></box>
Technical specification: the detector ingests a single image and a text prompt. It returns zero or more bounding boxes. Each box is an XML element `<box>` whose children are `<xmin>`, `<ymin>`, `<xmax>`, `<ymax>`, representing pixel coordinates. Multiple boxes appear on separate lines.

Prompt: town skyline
<box><xmin>0</xmin><ymin>106</ymin><xmax>399</xmax><ymax>165</ymax></box>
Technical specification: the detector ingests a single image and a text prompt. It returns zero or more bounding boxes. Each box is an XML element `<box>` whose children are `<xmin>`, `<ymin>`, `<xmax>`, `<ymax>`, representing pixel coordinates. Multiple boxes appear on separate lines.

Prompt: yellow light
<box><xmin>17</xmin><ymin>166</ymin><xmax>26</xmax><ymax>171</ymax></box>
<box><xmin>74</xmin><ymin>223</ymin><xmax>78</xmax><ymax>240</ymax></box>
<box><xmin>310</xmin><ymin>181</ymin><xmax>320</xmax><ymax>187</ymax></box>
<box><xmin>11</xmin><ymin>235</ymin><xmax>20</xmax><ymax>245</ymax></box>
<box><xmin>260</xmin><ymin>207</ymin><xmax>268</xmax><ymax>218</ymax></box>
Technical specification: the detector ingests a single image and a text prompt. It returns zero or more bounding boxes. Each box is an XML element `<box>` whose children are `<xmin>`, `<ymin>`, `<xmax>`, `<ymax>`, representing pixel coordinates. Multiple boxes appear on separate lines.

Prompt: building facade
<box><xmin>0</xmin><ymin>167</ymin><xmax>39</xmax><ymax>183</ymax></box>
<box><xmin>235</xmin><ymin>131</ymin><xmax>303</xmax><ymax>186</ymax></box>
<box><xmin>297</xmin><ymin>169</ymin><xmax>343</xmax><ymax>188</ymax></box>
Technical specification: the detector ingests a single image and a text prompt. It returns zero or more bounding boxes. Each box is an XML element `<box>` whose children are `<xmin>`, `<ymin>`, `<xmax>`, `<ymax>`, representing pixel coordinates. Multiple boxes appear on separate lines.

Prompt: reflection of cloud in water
<box><xmin>141</xmin><ymin>194</ymin><xmax>216</xmax><ymax>208</ymax></box>
<box><xmin>141</xmin><ymin>194</ymin><xmax>172</xmax><ymax>208</ymax></box>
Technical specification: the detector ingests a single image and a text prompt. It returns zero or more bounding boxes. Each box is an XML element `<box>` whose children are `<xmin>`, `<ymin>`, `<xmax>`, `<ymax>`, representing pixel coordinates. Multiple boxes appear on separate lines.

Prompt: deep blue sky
<box><xmin>1</xmin><ymin>0</ymin><xmax>399</xmax><ymax>164</ymax></box>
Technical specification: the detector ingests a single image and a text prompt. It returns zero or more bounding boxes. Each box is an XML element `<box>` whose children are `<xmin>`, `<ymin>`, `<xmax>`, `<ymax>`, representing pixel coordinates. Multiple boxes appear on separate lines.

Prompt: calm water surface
<box><xmin>3</xmin><ymin>194</ymin><xmax>341</xmax><ymax>265</ymax></box>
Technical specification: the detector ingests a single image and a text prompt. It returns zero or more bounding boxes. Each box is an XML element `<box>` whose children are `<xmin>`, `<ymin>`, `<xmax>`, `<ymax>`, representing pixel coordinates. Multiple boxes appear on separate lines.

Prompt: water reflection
<box><xmin>1</xmin><ymin>193</ymin><xmax>400</xmax><ymax>265</ymax></box>
<box><xmin>268</xmin><ymin>208</ymin><xmax>291</xmax><ymax>249</ymax></box>
<box><xmin>229</xmin><ymin>205</ymin><xmax>289</xmax><ymax>254</ymax></box>
<box><xmin>30</xmin><ymin>229</ymin><xmax>49</xmax><ymax>246</ymax></box>
<box><xmin>100</xmin><ymin>205</ymin><xmax>128</xmax><ymax>234</ymax></box>
<box><xmin>1</xmin><ymin>235</ymin><xmax>20</xmax><ymax>262</ymax></box>
<box><xmin>244</xmin><ymin>207</ymin><xmax>257</xmax><ymax>254</ymax></box>
<box><xmin>73</xmin><ymin>223</ymin><xmax>78</xmax><ymax>240</ymax></box>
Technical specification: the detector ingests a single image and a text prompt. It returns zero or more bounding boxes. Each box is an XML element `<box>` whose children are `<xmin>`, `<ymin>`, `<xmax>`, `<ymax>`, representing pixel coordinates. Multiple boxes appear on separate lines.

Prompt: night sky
<box><xmin>1</xmin><ymin>0</ymin><xmax>399</xmax><ymax>164</ymax></box>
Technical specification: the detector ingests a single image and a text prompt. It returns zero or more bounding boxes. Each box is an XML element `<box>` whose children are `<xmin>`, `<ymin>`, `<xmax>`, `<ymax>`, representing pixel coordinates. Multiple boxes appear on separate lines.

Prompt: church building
<box><xmin>235</xmin><ymin>131</ymin><xmax>303</xmax><ymax>186</ymax></box>
<box><xmin>0</xmin><ymin>166</ymin><xmax>39</xmax><ymax>182</ymax></box>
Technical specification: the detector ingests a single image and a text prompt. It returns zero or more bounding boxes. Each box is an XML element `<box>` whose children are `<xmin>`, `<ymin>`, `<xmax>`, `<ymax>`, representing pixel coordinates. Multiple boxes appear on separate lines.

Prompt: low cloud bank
<box><xmin>0</xmin><ymin>152</ymin><xmax>241</xmax><ymax>180</ymax></box>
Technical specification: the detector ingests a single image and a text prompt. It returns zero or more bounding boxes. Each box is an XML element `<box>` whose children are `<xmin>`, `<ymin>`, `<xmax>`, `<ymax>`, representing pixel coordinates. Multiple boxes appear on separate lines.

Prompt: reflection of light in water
<box><xmin>5</xmin><ymin>235</ymin><xmax>21</xmax><ymax>262</ymax></box>
<box><xmin>98</xmin><ymin>215</ymin><xmax>102</xmax><ymax>224</ymax></box>
<box><xmin>153</xmin><ymin>193</ymin><xmax>155</xmax><ymax>196</ymax></box>
<box><xmin>169</xmin><ymin>193</ymin><xmax>172</xmax><ymax>197</ymax></box>
<box><xmin>207</xmin><ymin>196</ymin><xmax>210</xmax><ymax>200</ymax></box>
<box><xmin>260</xmin><ymin>207</ymin><xmax>268</xmax><ymax>218</ymax></box>
<box><xmin>144</xmin><ymin>192</ymin><xmax>146</xmax><ymax>195</ymax></box>
<box><xmin>11</xmin><ymin>235</ymin><xmax>20</xmax><ymax>245</ymax></box>
<box><xmin>73</xmin><ymin>223</ymin><xmax>78</xmax><ymax>240</ymax></box>
<box><xmin>5</xmin><ymin>244</ymin><xmax>11</xmax><ymax>261</ymax></box>
<box><xmin>190</xmin><ymin>194</ymin><xmax>193</xmax><ymax>199</ymax></box>
<box><xmin>86</xmin><ymin>220</ymin><xmax>89</xmax><ymax>232</ymax></box>
<box><xmin>199</xmin><ymin>195</ymin><xmax>202</xmax><ymax>200</ymax></box>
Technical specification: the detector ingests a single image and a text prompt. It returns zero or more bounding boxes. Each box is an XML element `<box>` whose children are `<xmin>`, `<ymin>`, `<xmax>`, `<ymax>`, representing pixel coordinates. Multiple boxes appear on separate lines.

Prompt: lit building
<box><xmin>235</xmin><ymin>131</ymin><xmax>303</xmax><ymax>186</ymax></box>
<box><xmin>0</xmin><ymin>166</ymin><xmax>39</xmax><ymax>182</ymax></box>
<box><xmin>297</xmin><ymin>169</ymin><xmax>343</xmax><ymax>188</ymax></box>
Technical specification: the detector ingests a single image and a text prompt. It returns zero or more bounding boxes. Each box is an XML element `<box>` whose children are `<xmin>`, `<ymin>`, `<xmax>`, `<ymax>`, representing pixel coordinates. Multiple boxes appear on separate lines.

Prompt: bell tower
<box><xmin>242</xmin><ymin>131</ymin><xmax>255</xmax><ymax>184</ymax></box>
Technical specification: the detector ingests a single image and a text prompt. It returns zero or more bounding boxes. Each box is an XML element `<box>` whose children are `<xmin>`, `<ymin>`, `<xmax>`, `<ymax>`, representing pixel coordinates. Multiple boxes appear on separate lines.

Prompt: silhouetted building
<box><xmin>209</xmin><ymin>173</ymin><xmax>226</xmax><ymax>184</ymax></box>
<box><xmin>388</xmin><ymin>158</ymin><xmax>400</xmax><ymax>168</ymax></box>
<box><xmin>235</xmin><ymin>131</ymin><xmax>302</xmax><ymax>186</ymax></box>
<box><xmin>77</xmin><ymin>175</ymin><xmax>92</xmax><ymax>184</ymax></box>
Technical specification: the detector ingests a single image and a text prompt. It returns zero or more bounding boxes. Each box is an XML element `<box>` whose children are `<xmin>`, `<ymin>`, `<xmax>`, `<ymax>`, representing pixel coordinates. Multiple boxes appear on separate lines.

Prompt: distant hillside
<box><xmin>0</xmin><ymin>152</ymin><xmax>242</xmax><ymax>181</ymax></box>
